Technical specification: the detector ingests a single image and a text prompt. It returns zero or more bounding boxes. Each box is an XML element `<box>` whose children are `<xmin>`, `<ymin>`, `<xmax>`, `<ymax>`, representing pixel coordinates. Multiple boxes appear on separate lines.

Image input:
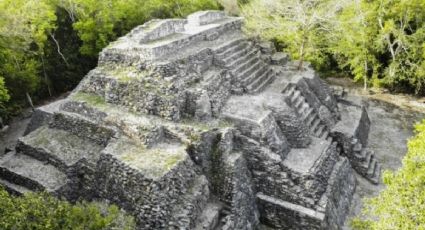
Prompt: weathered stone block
<box><xmin>130</xmin><ymin>19</ymin><xmax>187</xmax><ymax>44</ymax></box>
<box><xmin>187</xmin><ymin>11</ymin><xmax>226</xmax><ymax>26</ymax></box>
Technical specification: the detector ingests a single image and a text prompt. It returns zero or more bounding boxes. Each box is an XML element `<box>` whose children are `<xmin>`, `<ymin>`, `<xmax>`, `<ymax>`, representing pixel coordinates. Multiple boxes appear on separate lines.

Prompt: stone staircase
<box><xmin>283</xmin><ymin>84</ymin><xmax>331</xmax><ymax>141</ymax></box>
<box><xmin>351</xmin><ymin>139</ymin><xmax>381</xmax><ymax>184</ymax></box>
<box><xmin>214</xmin><ymin>39</ymin><xmax>275</xmax><ymax>94</ymax></box>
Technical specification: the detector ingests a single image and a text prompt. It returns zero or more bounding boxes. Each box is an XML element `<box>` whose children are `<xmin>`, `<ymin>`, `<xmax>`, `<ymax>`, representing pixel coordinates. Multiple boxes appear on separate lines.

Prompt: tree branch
<box><xmin>49</xmin><ymin>32</ymin><xmax>69</xmax><ymax>66</ymax></box>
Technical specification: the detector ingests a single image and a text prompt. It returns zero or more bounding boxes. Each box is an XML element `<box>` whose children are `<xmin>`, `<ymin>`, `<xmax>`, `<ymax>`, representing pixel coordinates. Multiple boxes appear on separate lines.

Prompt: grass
<box><xmin>116</xmin><ymin>139</ymin><xmax>186</xmax><ymax>179</ymax></box>
<box><xmin>72</xmin><ymin>92</ymin><xmax>106</xmax><ymax>107</ymax></box>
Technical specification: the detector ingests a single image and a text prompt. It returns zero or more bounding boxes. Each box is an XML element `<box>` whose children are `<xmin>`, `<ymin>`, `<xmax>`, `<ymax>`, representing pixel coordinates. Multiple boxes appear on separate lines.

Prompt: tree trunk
<box><xmin>26</xmin><ymin>92</ymin><xmax>34</xmax><ymax>111</ymax></box>
<box><xmin>41</xmin><ymin>56</ymin><xmax>52</xmax><ymax>97</ymax></box>
<box><xmin>298</xmin><ymin>40</ymin><xmax>306</xmax><ymax>71</ymax></box>
<box><xmin>364</xmin><ymin>60</ymin><xmax>368</xmax><ymax>91</ymax></box>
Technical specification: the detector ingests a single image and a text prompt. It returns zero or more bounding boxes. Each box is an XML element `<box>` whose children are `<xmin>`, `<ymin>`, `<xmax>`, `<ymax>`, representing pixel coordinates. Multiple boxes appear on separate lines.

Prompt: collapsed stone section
<box><xmin>0</xmin><ymin>11</ymin><xmax>381</xmax><ymax>229</ymax></box>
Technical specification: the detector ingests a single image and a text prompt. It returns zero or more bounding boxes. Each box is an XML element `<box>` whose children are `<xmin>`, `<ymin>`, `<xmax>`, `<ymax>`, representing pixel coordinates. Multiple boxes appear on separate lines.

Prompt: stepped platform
<box><xmin>24</xmin><ymin>98</ymin><xmax>67</xmax><ymax>135</ymax></box>
<box><xmin>17</xmin><ymin>126</ymin><xmax>104</xmax><ymax>171</ymax></box>
<box><xmin>105</xmin><ymin>139</ymin><xmax>187</xmax><ymax>180</ymax></box>
<box><xmin>258</xmin><ymin>158</ymin><xmax>355</xmax><ymax>229</ymax></box>
<box><xmin>257</xmin><ymin>193</ymin><xmax>325</xmax><ymax>229</ymax></box>
<box><xmin>2</xmin><ymin>10</ymin><xmax>380</xmax><ymax>229</ymax></box>
<box><xmin>100</xmin><ymin>11</ymin><xmax>243</xmax><ymax>64</ymax></box>
<box><xmin>283</xmin><ymin>138</ymin><xmax>331</xmax><ymax>174</ymax></box>
<box><xmin>0</xmin><ymin>152</ymin><xmax>67</xmax><ymax>193</ymax></box>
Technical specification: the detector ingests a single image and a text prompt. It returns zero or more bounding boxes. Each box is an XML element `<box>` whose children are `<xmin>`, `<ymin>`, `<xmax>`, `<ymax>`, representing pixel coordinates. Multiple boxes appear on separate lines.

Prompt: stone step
<box><xmin>315</xmin><ymin>125</ymin><xmax>325</xmax><ymax>137</ymax></box>
<box><xmin>249</xmin><ymin>71</ymin><xmax>275</xmax><ymax>94</ymax></box>
<box><xmin>355</xmin><ymin>148</ymin><xmax>371</xmax><ymax>161</ymax></box>
<box><xmin>353</xmin><ymin>142</ymin><xmax>362</xmax><ymax>153</ymax></box>
<box><xmin>321</xmin><ymin>129</ymin><xmax>329</xmax><ymax>139</ymax></box>
<box><xmin>294</xmin><ymin>96</ymin><xmax>306</xmax><ymax>110</ymax></box>
<box><xmin>367</xmin><ymin>158</ymin><xmax>377</xmax><ymax>177</ymax></box>
<box><xmin>298</xmin><ymin>103</ymin><xmax>309</xmax><ymax>115</ymax></box>
<box><xmin>0</xmin><ymin>178</ymin><xmax>32</xmax><ymax>195</ymax></box>
<box><xmin>368</xmin><ymin>164</ymin><xmax>381</xmax><ymax>184</ymax></box>
<box><xmin>302</xmin><ymin>108</ymin><xmax>315</xmax><ymax>122</ymax></box>
<box><xmin>0</xmin><ymin>152</ymin><xmax>67</xmax><ymax>193</ymax></box>
<box><xmin>290</xmin><ymin>94</ymin><xmax>302</xmax><ymax>107</ymax></box>
<box><xmin>306</xmin><ymin>113</ymin><xmax>317</xmax><ymax>127</ymax></box>
<box><xmin>218</xmin><ymin>42</ymin><xmax>250</xmax><ymax>60</ymax></box>
<box><xmin>16</xmin><ymin>126</ymin><xmax>104</xmax><ymax>172</ymax></box>
<box><xmin>257</xmin><ymin>193</ymin><xmax>325</xmax><ymax>229</ymax></box>
<box><xmin>170</xmin><ymin>175</ymin><xmax>210</xmax><ymax>229</ymax></box>
<box><xmin>234</xmin><ymin>57</ymin><xmax>261</xmax><ymax>78</ymax></box>
<box><xmin>242</xmin><ymin>65</ymin><xmax>269</xmax><ymax>86</ymax></box>
<box><xmin>223</xmin><ymin>44</ymin><xmax>255</xmax><ymax>66</ymax></box>
<box><xmin>194</xmin><ymin>202</ymin><xmax>223</xmax><ymax>230</ymax></box>
<box><xmin>286</xmin><ymin>86</ymin><xmax>296</xmax><ymax>98</ymax></box>
<box><xmin>363</xmin><ymin>151</ymin><xmax>374</xmax><ymax>170</ymax></box>
<box><xmin>310</xmin><ymin>119</ymin><xmax>321</xmax><ymax>133</ymax></box>
<box><xmin>215</xmin><ymin>38</ymin><xmax>247</xmax><ymax>54</ymax></box>
<box><xmin>291</xmin><ymin>91</ymin><xmax>301</xmax><ymax>104</ymax></box>
<box><xmin>50</xmin><ymin>111</ymin><xmax>114</xmax><ymax>147</ymax></box>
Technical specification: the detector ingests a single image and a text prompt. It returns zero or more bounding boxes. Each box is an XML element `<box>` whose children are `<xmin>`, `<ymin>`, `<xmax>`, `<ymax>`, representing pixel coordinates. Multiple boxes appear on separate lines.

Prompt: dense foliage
<box><xmin>351</xmin><ymin>119</ymin><xmax>425</xmax><ymax>229</ymax></box>
<box><xmin>241</xmin><ymin>0</ymin><xmax>425</xmax><ymax>93</ymax></box>
<box><xmin>0</xmin><ymin>187</ymin><xmax>135</xmax><ymax>229</ymax></box>
<box><xmin>0</xmin><ymin>0</ymin><xmax>220</xmax><ymax>120</ymax></box>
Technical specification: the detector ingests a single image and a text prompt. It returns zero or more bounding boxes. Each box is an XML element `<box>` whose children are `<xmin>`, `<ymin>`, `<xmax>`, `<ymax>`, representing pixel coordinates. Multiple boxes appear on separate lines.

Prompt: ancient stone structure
<box><xmin>0</xmin><ymin>11</ymin><xmax>381</xmax><ymax>229</ymax></box>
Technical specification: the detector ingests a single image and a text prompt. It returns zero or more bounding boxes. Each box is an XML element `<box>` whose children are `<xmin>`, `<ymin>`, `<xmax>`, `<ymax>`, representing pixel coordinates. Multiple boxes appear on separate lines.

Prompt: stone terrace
<box><xmin>0</xmin><ymin>11</ymin><xmax>380</xmax><ymax>230</ymax></box>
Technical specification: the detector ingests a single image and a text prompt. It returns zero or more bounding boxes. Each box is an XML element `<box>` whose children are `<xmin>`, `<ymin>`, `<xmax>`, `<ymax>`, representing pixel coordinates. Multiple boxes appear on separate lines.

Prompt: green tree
<box><xmin>375</xmin><ymin>0</ymin><xmax>425</xmax><ymax>94</ymax></box>
<box><xmin>0</xmin><ymin>0</ymin><xmax>56</xmax><ymax>107</ymax></box>
<box><xmin>352</xmin><ymin>119</ymin><xmax>425</xmax><ymax>229</ymax></box>
<box><xmin>60</xmin><ymin>0</ymin><xmax>129</xmax><ymax>56</ymax></box>
<box><xmin>241</xmin><ymin>0</ymin><xmax>339</xmax><ymax>70</ymax></box>
<box><xmin>0</xmin><ymin>77</ymin><xmax>10</xmax><ymax>111</ymax></box>
<box><xmin>58</xmin><ymin>0</ymin><xmax>220</xmax><ymax>56</ymax></box>
<box><xmin>330</xmin><ymin>0</ymin><xmax>381</xmax><ymax>90</ymax></box>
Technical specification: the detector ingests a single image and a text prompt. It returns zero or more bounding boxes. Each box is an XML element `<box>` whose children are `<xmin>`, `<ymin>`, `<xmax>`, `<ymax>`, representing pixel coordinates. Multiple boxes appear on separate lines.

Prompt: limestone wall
<box><xmin>50</xmin><ymin>112</ymin><xmax>114</xmax><ymax>147</ymax></box>
<box><xmin>130</xmin><ymin>19</ymin><xmax>187</xmax><ymax>44</ymax></box>
<box><xmin>187</xmin><ymin>11</ymin><xmax>226</xmax><ymax>26</ymax></box>
<box><xmin>96</xmin><ymin>143</ymin><xmax>198</xmax><ymax>228</ymax></box>
<box><xmin>322</xmin><ymin>158</ymin><xmax>356</xmax><ymax>229</ymax></box>
<box><xmin>98</xmin><ymin>13</ymin><xmax>243</xmax><ymax>66</ymax></box>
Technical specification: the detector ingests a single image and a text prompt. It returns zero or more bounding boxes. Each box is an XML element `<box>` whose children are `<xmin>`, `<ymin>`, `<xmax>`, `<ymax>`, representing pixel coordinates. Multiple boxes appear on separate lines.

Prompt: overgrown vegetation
<box><xmin>241</xmin><ymin>0</ymin><xmax>425</xmax><ymax>93</ymax></box>
<box><xmin>351</xmin><ymin>119</ymin><xmax>425</xmax><ymax>229</ymax></box>
<box><xmin>0</xmin><ymin>186</ymin><xmax>135</xmax><ymax>229</ymax></box>
<box><xmin>0</xmin><ymin>0</ymin><xmax>220</xmax><ymax>120</ymax></box>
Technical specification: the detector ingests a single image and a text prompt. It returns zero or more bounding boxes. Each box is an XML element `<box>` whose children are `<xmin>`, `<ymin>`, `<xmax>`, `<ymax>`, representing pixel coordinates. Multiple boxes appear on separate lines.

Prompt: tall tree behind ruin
<box><xmin>241</xmin><ymin>0</ymin><xmax>341</xmax><ymax>70</ymax></box>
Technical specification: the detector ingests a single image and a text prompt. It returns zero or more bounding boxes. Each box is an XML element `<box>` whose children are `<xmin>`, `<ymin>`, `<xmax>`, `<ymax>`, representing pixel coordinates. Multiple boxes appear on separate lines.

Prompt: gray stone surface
<box><xmin>0</xmin><ymin>11</ymin><xmax>379</xmax><ymax>230</ymax></box>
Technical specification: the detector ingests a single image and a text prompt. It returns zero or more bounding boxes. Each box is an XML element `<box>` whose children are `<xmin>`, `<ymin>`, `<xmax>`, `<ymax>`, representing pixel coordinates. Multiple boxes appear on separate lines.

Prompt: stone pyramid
<box><xmin>0</xmin><ymin>11</ymin><xmax>381</xmax><ymax>229</ymax></box>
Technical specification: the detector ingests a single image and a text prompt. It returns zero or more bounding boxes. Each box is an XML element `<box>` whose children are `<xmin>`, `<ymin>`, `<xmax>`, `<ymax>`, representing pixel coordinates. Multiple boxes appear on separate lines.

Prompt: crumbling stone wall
<box><xmin>96</xmin><ymin>145</ymin><xmax>198</xmax><ymax>228</ymax></box>
<box><xmin>0</xmin><ymin>10</ymin><xmax>380</xmax><ymax>230</ymax></box>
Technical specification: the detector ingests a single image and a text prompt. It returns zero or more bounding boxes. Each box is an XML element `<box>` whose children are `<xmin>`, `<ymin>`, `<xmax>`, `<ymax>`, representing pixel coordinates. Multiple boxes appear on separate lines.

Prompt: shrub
<box><xmin>0</xmin><ymin>187</ymin><xmax>135</xmax><ymax>230</ymax></box>
<box><xmin>351</xmin><ymin>119</ymin><xmax>425</xmax><ymax>229</ymax></box>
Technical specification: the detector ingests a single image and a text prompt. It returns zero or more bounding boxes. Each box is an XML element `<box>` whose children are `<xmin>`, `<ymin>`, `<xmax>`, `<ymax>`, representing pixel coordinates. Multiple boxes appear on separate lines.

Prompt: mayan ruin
<box><xmin>0</xmin><ymin>11</ymin><xmax>384</xmax><ymax>229</ymax></box>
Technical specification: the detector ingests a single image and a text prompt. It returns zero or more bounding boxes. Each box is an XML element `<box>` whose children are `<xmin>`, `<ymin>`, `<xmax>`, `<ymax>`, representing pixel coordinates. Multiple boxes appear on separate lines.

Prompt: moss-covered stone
<box><xmin>72</xmin><ymin>92</ymin><xmax>106</xmax><ymax>107</ymax></box>
<box><xmin>112</xmin><ymin>139</ymin><xmax>187</xmax><ymax>180</ymax></box>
